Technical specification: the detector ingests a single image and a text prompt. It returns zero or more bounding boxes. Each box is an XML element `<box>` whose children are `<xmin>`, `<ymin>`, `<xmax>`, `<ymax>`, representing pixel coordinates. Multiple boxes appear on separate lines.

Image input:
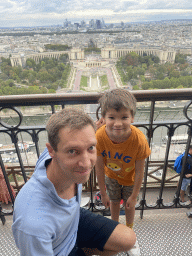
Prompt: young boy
<box><xmin>179</xmin><ymin>145</ymin><xmax>192</xmax><ymax>203</ymax></box>
<box><xmin>95</xmin><ymin>88</ymin><xmax>151</xmax><ymax>256</ymax></box>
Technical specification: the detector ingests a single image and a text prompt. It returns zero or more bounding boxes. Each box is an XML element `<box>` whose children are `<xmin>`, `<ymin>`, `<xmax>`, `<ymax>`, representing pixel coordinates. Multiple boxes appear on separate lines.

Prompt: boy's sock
<box><xmin>126</xmin><ymin>222</ymin><xmax>134</xmax><ymax>229</ymax></box>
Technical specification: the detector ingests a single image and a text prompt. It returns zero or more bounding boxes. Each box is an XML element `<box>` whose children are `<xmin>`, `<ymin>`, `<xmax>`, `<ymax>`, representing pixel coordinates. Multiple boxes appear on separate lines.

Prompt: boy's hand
<box><xmin>125</xmin><ymin>196</ymin><xmax>137</xmax><ymax>210</ymax></box>
<box><xmin>101</xmin><ymin>193</ymin><xmax>110</xmax><ymax>208</ymax></box>
<box><xmin>95</xmin><ymin>118</ymin><xmax>105</xmax><ymax>130</ymax></box>
<box><xmin>185</xmin><ymin>174</ymin><xmax>192</xmax><ymax>178</ymax></box>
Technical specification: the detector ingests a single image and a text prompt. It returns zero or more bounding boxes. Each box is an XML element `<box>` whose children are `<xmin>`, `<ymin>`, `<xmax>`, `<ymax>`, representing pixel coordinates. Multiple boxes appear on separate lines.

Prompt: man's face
<box><xmin>49</xmin><ymin>125</ymin><xmax>97</xmax><ymax>185</ymax></box>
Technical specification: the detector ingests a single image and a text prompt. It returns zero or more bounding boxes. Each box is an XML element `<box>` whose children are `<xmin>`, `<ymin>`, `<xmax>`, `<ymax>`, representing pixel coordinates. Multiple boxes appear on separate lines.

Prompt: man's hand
<box><xmin>125</xmin><ymin>195</ymin><xmax>137</xmax><ymax>210</ymax></box>
<box><xmin>101</xmin><ymin>193</ymin><xmax>110</xmax><ymax>208</ymax></box>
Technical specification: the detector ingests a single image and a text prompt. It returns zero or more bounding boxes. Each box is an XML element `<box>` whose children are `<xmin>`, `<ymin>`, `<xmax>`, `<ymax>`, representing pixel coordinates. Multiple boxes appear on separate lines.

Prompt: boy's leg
<box><xmin>180</xmin><ymin>189</ymin><xmax>185</xmax><ymax>202</ymax></box>
<box><xmin>123</xmin><ymin>186</ymin><xmax>135</xmax><ymax>226</ymax></box>
<box><xmin>77</xmin><ymin>208</ymin><xmax>136</xmax><ymax>255</ymax></box>
<box><xmin>190</xmin><ymin>179</ymin><xmax>192</xmax><ymax>194</ymax></box>
<box><xmin>110</xmin><ymin>201</ymin><xmax>121</xmax><ymax>222</ymax></box>
<box><xmin>105</xmin><ymin>176</ymin><xmax>122</xmax><ymax>222</ymax></box>
<box><xmin>125</xmin><ymin>204</ymin><xmax>135</xmax><ymax>226</ymax></box>
<box><xmin>180</xmin><ymin>178</ymin><xmax>190</xmax><ymax>202</ymax></box>
<box><xmin>123</xmin><ymin>186</ymin><xmax>140</xmax><ymax>256</ymax></box>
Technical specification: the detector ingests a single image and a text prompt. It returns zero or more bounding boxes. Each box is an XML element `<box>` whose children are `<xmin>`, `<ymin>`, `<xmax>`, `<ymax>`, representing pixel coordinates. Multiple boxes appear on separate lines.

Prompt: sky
<box><xmin>1</xmin><ymin>0</ymin><xmax>192</xmax><ymax>28</ymax></box>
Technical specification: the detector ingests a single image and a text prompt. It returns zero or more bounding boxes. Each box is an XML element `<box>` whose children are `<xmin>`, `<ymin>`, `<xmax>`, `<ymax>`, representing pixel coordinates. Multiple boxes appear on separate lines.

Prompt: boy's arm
<box><xmin>95</xmin><ymin>156</ymin><xmax>110</xmax><ymax>207</ymax></box>
<box><xmin>127</xmin><ymin>159</ymin><xmax>145</xmax><ymax>208</ymax></box>
<box><xmin>185</xmin><ymin>174</ymin><xmax>192</xmax><ymax>178</ymax></box>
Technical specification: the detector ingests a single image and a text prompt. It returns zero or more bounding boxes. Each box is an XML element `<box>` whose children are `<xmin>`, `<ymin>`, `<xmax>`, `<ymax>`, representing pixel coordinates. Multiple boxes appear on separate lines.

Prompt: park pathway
<box><xmin>73</xmin><ymin>70</ymin><xmax>82</xmax><ymax>91</ymax></box>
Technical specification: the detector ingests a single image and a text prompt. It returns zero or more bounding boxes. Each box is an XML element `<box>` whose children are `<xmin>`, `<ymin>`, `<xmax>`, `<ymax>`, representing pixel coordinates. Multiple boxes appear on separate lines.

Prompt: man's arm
<box><xmin>12</xmin><ymin>229</ymin><xmax>54</xmax><ymax>256</ymax></box>
<box><xmin>126</xmin><ymin>159</ymin><xmax>145</xmax><ymax>208</ymax></box>
<box><xmin>95</xmin><ymin>155</ymin><xmax>110</xmax><ymax>208</ymax></box>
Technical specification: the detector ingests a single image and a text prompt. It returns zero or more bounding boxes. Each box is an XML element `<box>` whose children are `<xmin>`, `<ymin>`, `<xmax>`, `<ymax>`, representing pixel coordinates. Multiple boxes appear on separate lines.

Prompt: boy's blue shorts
<box><xmin>181</xmin><ymin>178</ymin><xmax>191</xmax><ymax>191</ymax></box>
<box><xmin>69</xmin><ymin>207</ymin><xmax>119</xmax><ymax>256</ymax></box>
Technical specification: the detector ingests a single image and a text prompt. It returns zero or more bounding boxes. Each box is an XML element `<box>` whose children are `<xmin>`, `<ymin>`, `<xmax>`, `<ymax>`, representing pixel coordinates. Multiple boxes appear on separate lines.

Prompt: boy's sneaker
<box><xmin>127</xmin><ymin>240</ymin><xmax>140</xmax><ymax>256</ymax></box>
<box><xmin>180</xmin><ymin>200</ymin><xmax>191</xmax><ymax>206</ymax></box>
<box><xmin>186</xmin><ymin>211</ymin><xmax>192</xmax><ymax>218</ymax></box>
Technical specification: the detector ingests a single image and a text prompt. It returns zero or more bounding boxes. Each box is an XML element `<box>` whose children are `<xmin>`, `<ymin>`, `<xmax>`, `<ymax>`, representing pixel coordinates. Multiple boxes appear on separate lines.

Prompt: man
<box><xmin>12</xmin><ymin>108</ymin><xmax>136</xmax><ymax>256</ymax></box>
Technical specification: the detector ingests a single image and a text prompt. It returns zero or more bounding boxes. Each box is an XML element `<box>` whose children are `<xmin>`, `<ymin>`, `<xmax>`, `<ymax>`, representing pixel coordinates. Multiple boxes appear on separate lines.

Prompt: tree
<box><xmin>132</xmin><ymin>85</ymin><xmax>140</xmax><ymax>90</ymax></box>
<box><xmin>0</xmin><ymin>73</ymin><xmax>8</xmax><ymax>81</ymax></box>
<box><xmin>37</xmin><ymin>70</ymin><xmax>51</xmax><ymax>83</ymax></box>
<box><xmin>48</xmin><ymin>89</ymin><xmax>56</xmax><ymax>93</ymax></box>
<box><xmin>162</xmin><ymin>77</ymin><xmax>171</xmax><ymax>89</ymax></box>
<box><xmin>59</xmin><ymin>54</ymin><xmax>69</xmax><ymax>64</ymax></box>
<box><xmin>169</xmin><ymin>70</ymin><xmax>180</xmax><ymax>79</ymax></box>
<box><xmin>142</xmin><ymin>81</ymin><xmax>153</xmax><ymax>90</ymax></box>
<box><xmin>20</xmin><ymin>70</ymin><xmax>30</xmax><ymax>80</ymax></box>
<box><xmin>28</xmin><ymin>73</ymin><xmax>36</xmax><ymax>84</ymax></box>
<box><xmin>152</xmin><ymin>55</ymin><xmax>160</xmax><ymax>64</ymax></box>
<box><xmin>175</xmin><ymin>54</ymin><xmax>187</xmax><ymax>64</ymax></box>
<box><xmin>170</xmin><ymin>77</ymin><xmax>180</xmax><ymax>88</ymax></box>
<box><xmin>40</xmin><ymin>87</ymin><xmax>47</xmax><ymax>94</ymax></box>
<box><xmin>26</xmin><ymin>58</ymin><xmax>36</xmax><ymax>69</ymax></box>
<box><xmin>6</xmin><ymin>79</ymin><xmax>15</xmax><ymax>87</ymax></box>
<box><xmin>125</xmin><ymin>52</ymin><xmax>139</xmax><ymax>67</ymax></box>
<box><xmin>58</xmin><ymin>63</ymin><xmax>65</xmax><ymax>71</ymax></box>
<box><xmin>1</xmin><ymin>64</ymin><xmax>12</xmax><ymax>76</ymax></box>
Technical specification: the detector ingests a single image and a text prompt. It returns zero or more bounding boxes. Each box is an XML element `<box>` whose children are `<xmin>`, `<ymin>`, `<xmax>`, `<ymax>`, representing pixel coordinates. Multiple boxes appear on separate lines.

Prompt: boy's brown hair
<box><xmin>99</xmin><ymin>88</ymin><xmax>137</xmax><ymax>117</ymax></box>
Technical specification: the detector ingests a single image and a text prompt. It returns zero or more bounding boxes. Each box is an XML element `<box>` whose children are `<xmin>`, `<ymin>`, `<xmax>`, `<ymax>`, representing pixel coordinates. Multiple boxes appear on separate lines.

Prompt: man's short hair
<box><xmin>46</xmin><ymin>108</ymin><xmax>96</xmax><ymax>151</ymax></box>
<box><xmin>98</xmin><ymin>88</ymin><xmax>137</xmax><ymax>117</ymax></box>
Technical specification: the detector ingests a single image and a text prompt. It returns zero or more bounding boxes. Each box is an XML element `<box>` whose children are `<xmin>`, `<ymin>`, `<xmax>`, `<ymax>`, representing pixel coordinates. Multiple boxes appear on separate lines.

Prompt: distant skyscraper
<box><xmin>63</xmin><ymin>19</ymin><xmax>68</xmax><ymax>28</ymax></box>
<box><xmin>74</xmin><ymin>23</ymin><xmax>80</xmax><ymax>30</ymax></box>
<box><xmin>101</xmin><ymin>18</ymin><xmax>105</xmax><ymax>28</ymax></box>
<box><xmin>81</xmin><ymin>20</ymin><xmax>86</xmax><ymax>28</ymax></box>
<box><xmin>96</xmin><ymin>20</ymin><xmax>102</xmax><ymax>29</ymax></box>
<box><xmin>89</xmin><ymin>19</ymin><xmax>95</xmax><ymax>29</ymax></box>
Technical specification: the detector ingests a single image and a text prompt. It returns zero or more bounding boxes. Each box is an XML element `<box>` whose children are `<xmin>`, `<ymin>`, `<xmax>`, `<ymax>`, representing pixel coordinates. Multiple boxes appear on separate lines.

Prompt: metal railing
<box><xmin>0</xmin><ymin>88</ymin><xmax>192</xmax><ymax>221</ymax></box>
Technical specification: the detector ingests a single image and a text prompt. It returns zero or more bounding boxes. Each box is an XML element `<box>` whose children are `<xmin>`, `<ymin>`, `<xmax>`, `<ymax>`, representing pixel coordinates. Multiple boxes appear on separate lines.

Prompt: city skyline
<box><xmin>1</xmin><ymin>0</ymin><xmax>192</xmax><ymax>28</ymax></box>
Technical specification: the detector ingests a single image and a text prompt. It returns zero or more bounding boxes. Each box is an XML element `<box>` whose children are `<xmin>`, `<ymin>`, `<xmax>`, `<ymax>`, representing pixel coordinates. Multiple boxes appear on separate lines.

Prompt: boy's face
<box><xmin>189</xmin><ymin>148</ymin><xmax>192</xmax><ymax>155</ymax></box>
<box><xmin>104</xmin><ymin>107</ymin><xmax>134</xmax><ymax>143</ymax></box>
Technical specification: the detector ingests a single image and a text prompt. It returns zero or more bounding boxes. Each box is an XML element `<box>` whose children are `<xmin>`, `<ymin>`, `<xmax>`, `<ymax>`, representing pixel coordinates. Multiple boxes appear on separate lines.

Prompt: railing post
<box><xmin>140</xmin><ymin>100</ymin><xmax>155</xmax><ymax>219</ymax></box>
<box><xmin>32</xmin><ymin>130</ymin><xmax>40</xmax><ymax>158</ymax></box>
<box><xmin>11</xmin><ymin>130</ymin><xmax>28</xmax><ymax>183</ymax></box>
<box><xmin>157</xmin><ymin>125</ymin><xmax>174</xmax><ymax>207</ymax></box>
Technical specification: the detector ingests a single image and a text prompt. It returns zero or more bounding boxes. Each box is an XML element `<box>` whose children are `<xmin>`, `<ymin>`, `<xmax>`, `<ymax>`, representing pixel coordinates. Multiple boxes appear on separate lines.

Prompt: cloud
<box><xmin>0</xmin><ymin>0</ymin><xmax>192</xmax><ymax>27</ymax></box>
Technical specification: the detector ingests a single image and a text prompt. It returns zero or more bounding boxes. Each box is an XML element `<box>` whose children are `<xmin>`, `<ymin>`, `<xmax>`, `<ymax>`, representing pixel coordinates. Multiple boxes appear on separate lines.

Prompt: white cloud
<box><xmin>0</xmin><ymin>0</ymin><xmax>191</xmax><ymax>27</ymax></box>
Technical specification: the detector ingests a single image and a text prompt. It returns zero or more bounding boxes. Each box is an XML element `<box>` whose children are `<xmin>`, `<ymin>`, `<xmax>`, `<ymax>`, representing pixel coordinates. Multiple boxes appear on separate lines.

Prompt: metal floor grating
<box><xmin>1</xmin><ymin>207</ymin><xmax>192</xmax><ymax>255</ymax></box>
<box><xmin>123</xmin><ymin>208</ymin><xmax>192</xmax><ymax>256</ymax></box>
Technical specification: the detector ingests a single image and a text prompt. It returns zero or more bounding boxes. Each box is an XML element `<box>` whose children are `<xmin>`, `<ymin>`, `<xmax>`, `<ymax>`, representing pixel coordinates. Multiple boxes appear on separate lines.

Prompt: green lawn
<box><xmin>100</xmin><ymin>75</ymin><xmax>109</xmax><ymax>89</ymax></box>
<box><xmin>80</xmin><ymin>76</ymin><xmax>88</xmax><ymax>89</ymax></box>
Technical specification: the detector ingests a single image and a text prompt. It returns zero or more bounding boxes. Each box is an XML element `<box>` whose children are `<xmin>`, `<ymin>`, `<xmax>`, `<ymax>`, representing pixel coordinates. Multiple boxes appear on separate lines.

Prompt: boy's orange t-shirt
<box><xmin>96</xmin><ymin>125</ymin><xmax>151</xmax><ymax>186</ymax></box>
